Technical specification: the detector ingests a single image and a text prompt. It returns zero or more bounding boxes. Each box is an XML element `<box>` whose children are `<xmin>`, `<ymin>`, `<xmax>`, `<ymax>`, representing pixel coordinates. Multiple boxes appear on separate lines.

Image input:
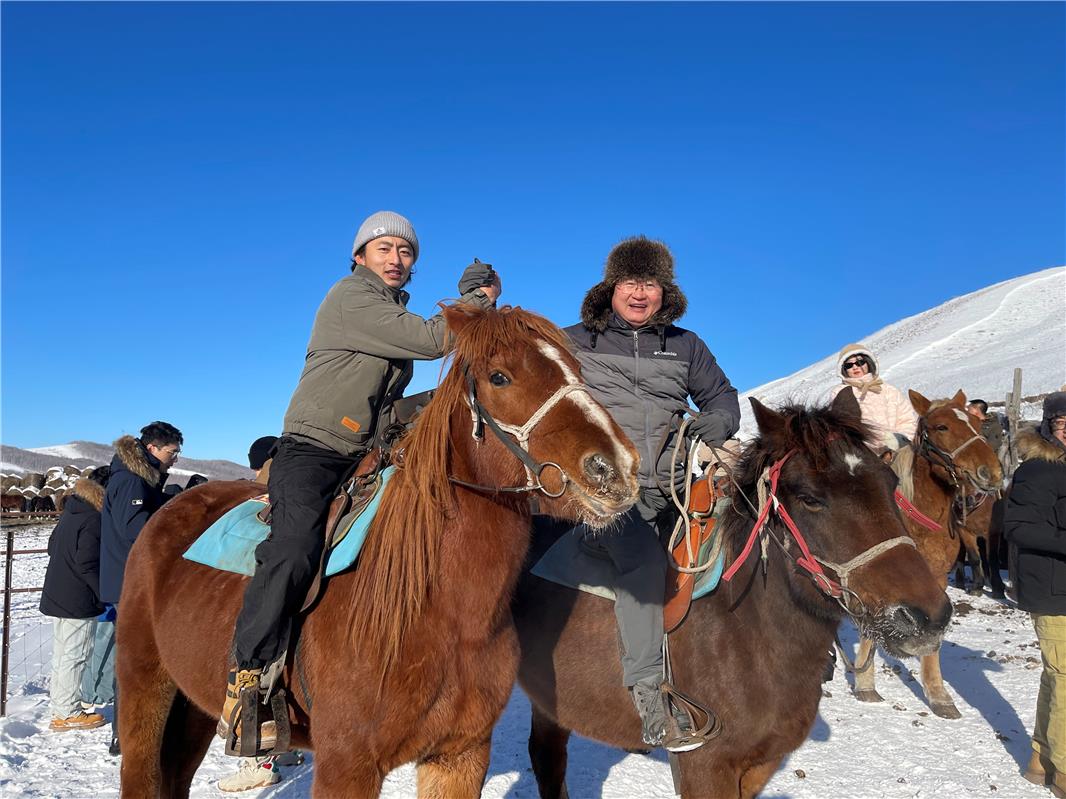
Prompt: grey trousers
<box><xmin>596</xmin><ymin>488</ymin><xmax>671</xmax><ymax>687</ymax></box>
<box><xmin>48</xmin><ymin>617</ymin><xmax>94</xmax><ymax>719</ymax></box>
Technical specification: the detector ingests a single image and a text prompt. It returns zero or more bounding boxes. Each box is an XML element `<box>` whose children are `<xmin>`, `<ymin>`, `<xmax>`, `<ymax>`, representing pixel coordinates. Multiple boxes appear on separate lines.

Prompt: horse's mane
<box><xmin>722</xmin><ymin>401</ymin><xmax>872</xmax><ymax>557</ymax></box>
<box><xmin>348</xmin><ymin>305</ymin><xmax>574</xmax><ymax>677</ymax></box>
<box><xmin>891</xmin><ymin>396</ymin><xmax>950</xmax><ymax>500</ymax></box>
<box><xmin>891</xmin><ymin>445</ymin><xmax>916</xmax><ymax>501</ymax></box>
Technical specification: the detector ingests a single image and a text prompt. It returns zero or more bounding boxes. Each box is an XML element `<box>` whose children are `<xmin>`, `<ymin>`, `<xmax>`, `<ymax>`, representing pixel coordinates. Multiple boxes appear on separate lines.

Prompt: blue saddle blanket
<box><xmin>530</xmin><ymin>498</ymin><xmax>728</xmax><ymax>602</ymax></box>
<box><xmin>183</xmin><ymin>467</ymin><xmax>396</xmax><ymax>577</ymax></box>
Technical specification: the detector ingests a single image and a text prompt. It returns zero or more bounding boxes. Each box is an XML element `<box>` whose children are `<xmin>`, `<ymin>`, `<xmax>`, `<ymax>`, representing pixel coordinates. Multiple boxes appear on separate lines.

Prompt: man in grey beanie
<box><xmin>220</xmin><ymin>210</ymin><xmax>501</xmax><ymax>754</ymax></box>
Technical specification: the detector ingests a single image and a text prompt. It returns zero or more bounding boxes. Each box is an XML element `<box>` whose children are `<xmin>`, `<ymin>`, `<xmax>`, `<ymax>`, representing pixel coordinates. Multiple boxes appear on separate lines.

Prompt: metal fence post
<box><xmin>2</xmin><ymin>526</ymin><xmax>14</xmax><ymax>716</ymax></box>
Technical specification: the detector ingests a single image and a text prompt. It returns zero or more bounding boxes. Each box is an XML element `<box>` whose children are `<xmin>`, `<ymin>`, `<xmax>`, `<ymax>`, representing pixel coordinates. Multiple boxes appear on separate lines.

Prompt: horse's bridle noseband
<box><xmin>722</xmin><ymin>447</ymin><xmax>916</xmax><ymax>619</ymax></box>
<box><xmin>448</xmin><ymin>367</ymin><xmax>591</xmax><ymax>498</ymax></box>
<box><xmin>916</xmin><ymin>417</ymin><xmax>986</xmax><ymax>490</ymax></box>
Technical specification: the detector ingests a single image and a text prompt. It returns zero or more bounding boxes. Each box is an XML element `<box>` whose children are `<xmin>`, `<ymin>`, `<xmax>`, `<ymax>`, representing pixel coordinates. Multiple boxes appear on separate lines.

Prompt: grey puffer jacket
<box><xmin>564</xmin><ymin>313</ymin><xmax>740</xmax><ymax>488</ymax></box>
<box><xmin>283</xmin><ymin>265</ymin><xmax>494</xmax><ymax>456</ymax></box>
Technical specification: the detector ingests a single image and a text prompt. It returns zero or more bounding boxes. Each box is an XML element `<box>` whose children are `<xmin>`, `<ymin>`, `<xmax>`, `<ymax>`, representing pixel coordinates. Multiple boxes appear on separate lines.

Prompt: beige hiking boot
<box><xmin>49</xmin><ymin>711</ymin><xmax>106</xmax><ymax>731</ymax></box>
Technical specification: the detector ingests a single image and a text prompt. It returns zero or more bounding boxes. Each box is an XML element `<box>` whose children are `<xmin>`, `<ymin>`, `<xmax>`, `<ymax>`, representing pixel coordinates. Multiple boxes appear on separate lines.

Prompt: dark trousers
<box><xmin>233</xmin><ymin>437</ymin><xmax>357</xmax><ymax>670</ymax></box>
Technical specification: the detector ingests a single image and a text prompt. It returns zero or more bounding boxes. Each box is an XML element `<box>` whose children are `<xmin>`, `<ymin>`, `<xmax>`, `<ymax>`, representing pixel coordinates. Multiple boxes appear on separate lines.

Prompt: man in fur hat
<box><xmin>564</xmin><ymin>236</ymin><xmax>740</xmax><ymax>750</ymax></box>
<box><xmin>1006</xmin><ymin>391</ymin><xmax>1066</xmax><ymax>795</ymax></box>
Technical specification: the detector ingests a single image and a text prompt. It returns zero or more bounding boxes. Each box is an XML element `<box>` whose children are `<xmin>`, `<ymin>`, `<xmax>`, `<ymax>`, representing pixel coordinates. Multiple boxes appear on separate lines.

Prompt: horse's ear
<box><xmin>442</xmin><ymin>303</ymin><xmax>483</xmax><ymax>337</ymax></box>
<box><xmin>909</xmin><ymin>389</ymin><xmax>931</xmax><ymax>416</ymax></box>
<box><xmin>830</xmin><ymin>386</ymin><xmax>862</xmax><ymax>420</ymax></box>
<box><xmin>951</xmin><ymin>389</ymin><xmax>967</xmax><ymax>407</ymax></box>
<box><xmin>750</xmin><ymin>397</ymin><xmax>785</xmax><ymax>439</ymax></box>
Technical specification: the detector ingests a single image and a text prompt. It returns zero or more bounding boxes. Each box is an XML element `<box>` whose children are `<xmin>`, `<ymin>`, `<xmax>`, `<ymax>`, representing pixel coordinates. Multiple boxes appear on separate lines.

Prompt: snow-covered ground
<box><xmin>0</xmin><ymin>524</ymin><xmax>1054</xmax><ymax>798</ymax></box>
<box><xmin>740</xmin><ymin>266</ymin><xmax>1066</xmax><ymax>436</ymax></box>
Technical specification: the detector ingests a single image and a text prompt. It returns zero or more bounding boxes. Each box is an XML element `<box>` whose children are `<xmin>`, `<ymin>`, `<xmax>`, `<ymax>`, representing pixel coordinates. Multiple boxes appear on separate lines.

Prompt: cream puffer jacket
<box><xmin>829</xmin><ymin>345</ymin><xmax>918</xmax><ymax>449</ymax></box>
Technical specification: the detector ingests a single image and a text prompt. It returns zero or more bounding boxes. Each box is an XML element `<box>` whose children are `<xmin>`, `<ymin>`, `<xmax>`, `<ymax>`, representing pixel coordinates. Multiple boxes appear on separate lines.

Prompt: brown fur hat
<box><xmin>580</xmin><ymin>236</ymin><xmax>688</xmax><ymax>333</ymax></box>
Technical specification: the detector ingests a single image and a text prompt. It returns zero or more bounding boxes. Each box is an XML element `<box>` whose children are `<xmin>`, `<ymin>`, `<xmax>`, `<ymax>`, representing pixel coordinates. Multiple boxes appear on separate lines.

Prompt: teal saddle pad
<box><xmin>530</xmin><ymin>498</ymin><xmax>729</xmax><ymax>602</ymax></box>
<box><xmin>183</xmin><ymin>466</ymin><xmax>396</xmax><ymax>577</ymax></box>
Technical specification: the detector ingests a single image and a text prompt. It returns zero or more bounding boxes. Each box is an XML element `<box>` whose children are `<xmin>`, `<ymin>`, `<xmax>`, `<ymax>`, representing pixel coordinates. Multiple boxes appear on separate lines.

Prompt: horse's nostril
<box><xmin>977</xmin><ymin>465</ymin><xmax>991</xmax><ymax>483</ymax></box>
<box><xmin>894</xmin><ymin>605</ymin><xmax>928</xmax><ymax>633</ymax></box>
<box><xmin>583</xmin><ymin>454</ymin><xmax>614</xmax><ymax>482</ymax></box>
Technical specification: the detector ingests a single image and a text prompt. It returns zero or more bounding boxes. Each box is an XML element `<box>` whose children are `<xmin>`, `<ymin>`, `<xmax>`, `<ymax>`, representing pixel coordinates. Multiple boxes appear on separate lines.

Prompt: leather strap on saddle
<box><xmin>663</xmin><ymin>476</ymin><xmax>725</xmax><ymax>633</ymax></box>
<box><xmin>299</xmin><ymin>448</ymin><xmax>384</xmax><ymax>613</ymax></box>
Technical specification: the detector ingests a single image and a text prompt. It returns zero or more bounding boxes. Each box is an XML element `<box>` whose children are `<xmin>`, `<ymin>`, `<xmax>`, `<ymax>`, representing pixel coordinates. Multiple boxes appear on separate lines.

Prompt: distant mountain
<box><xmin>0</xmin><ymin>440</ymin><xmax>253</xmax><ymax>486</ymax></box>
<box><xmin>741</xmin><ymin>266</ymin><xmax>1066</xmax><ymax>436</ymax></box>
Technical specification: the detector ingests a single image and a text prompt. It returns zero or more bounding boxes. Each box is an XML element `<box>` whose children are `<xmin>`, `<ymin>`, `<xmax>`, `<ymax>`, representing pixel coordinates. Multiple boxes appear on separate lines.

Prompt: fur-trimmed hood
<box><xmin>836</xmin><ymin>344</ymin><xmax>879</xmax><ymax>377</ymax></box>
<box><xmin>1018</xmin><ymin>429</ymin><xmax>1066</xmax><ymax>464</ymax></box>
<box><xmin>579</xmin><ymin>237</ymin><xmax>688</xmax><ymax>333</ymax></box>
<box><xmin>113</xmin><ymin>435</ymin><xmax>162</xmax><ymax>486</ymax></box>
<box><xmin>72</xmin><ymin>477</ymin><xmax>105</xmax><ymax>512</ymax></box>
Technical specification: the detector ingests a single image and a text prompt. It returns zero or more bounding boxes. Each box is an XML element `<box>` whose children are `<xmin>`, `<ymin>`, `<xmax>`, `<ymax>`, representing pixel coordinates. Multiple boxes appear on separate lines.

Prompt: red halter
<box><xmin>722</xmin><ymin>449</ymin><xmax>843</xmax><ymax>598</ymax></box>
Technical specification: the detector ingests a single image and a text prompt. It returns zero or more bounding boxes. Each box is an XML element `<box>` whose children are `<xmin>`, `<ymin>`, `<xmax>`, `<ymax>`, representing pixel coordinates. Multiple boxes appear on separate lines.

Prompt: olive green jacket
<box><xmin>283</xmin><ymin>265</ymin><xmax>493</xmax><ymax>456</ymax></box>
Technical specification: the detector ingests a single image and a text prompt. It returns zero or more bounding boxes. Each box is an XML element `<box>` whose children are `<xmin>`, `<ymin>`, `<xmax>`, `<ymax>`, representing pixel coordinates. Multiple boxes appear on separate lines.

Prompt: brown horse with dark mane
<box><xmin>115</xmin><ymin>304</ymin><xmax>640</xmax><ymax>798</ymax></box>
<box><xmin>853</xmin><ymin>389</ymin><xmax>1003</xmax><ymax>718</ymax></box>
<box><xmin>513</xmin><ymin>390</ymin><xmax>952</xmax><ymax>799</ymax></box>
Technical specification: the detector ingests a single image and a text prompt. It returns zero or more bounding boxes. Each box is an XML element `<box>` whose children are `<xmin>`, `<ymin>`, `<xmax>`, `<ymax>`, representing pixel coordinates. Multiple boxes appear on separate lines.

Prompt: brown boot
<box><xmin>217</xmin><ymin>668</ymin><xmax>276</xmax><ymax>753</ymax></box>
<box><xmin>1052</xmin><ymin>769</ymin><xmax>1066</xmax><ymax>799</ymax></box>
<box><xmin>49</xmin><ymin>711</ymin><xmax>106</xmax><ymax>731</ymax></box>
<box><xmin>1024</xmin><ymin>750</ymin><xmax>1053</xmax><ymax>786</ymax></box>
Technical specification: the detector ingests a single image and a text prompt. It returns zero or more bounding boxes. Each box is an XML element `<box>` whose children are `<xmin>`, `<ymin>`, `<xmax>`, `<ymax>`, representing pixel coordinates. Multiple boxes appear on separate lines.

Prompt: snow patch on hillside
<box><xmin>741</xmin><ymin>266</ymin><xmax>1065</xmax><ymax>434</ymax></box>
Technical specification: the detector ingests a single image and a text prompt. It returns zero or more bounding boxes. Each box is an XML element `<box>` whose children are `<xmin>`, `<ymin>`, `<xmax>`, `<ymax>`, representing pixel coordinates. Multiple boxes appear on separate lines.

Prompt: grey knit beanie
<box><xmin>351</xmin><ymin>211</ymin><xmax>419</xmax><ymax>263</ymax></box>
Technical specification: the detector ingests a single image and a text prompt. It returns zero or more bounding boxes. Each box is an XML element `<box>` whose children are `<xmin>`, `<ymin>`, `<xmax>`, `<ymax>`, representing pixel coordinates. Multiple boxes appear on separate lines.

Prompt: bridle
<box><xmin>721</xmin><ymin>447</ymin><xmax>915</xmax><ymax>619</ymax></box>
<box><xmin>447</xmin><ymin>367</ymin><xmax>589</xmax><ymax>498</ymax></box>
<box><xmin>915</xmin><ymin>416</ymin><xmax>986</xmax><ymax>491</ymax></box>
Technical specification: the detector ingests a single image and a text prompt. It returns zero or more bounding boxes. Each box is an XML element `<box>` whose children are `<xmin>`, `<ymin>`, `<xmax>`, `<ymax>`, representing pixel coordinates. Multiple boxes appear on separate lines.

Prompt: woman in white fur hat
<box><xmin>830</xmin><ymin>344</ymin><xmax>918</xmax><ymax>451</ymax></box>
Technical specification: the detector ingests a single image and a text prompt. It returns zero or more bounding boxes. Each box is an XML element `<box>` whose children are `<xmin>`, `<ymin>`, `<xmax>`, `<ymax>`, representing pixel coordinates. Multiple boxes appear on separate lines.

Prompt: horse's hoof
<box><xmin>931</xmin><ymin>702</ymin><xmax>962</xmax><ymax>719</ymax></box>
<box><xmin>854</xmin><ymin>690</ymin><xmax>884</xmax><ymax>703</ymax></box>
<box><xmin>966</xmin><ymin>587</ymin><xmax>983</xmax><ymax>597</ymax></box>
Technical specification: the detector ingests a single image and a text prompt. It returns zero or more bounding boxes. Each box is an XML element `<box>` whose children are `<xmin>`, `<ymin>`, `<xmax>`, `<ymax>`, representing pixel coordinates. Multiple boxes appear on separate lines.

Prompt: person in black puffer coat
<box><xmin>564</xmin><ymin>236</ymin><xmax>740</xmax><ymax>751</ymax></box>
<box><xmin>1005</xmin><ymin>391</ymin><xmax>1066</xmax><ymax>795</ymax></box>
<box><xmin>40</xmin><ymin>466</ymin><xmax>111</xmax><ymax>731</ymax></box>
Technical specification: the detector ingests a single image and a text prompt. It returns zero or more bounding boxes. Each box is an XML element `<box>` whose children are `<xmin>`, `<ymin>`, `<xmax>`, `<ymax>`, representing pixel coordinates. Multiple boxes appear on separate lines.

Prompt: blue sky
<box><xmin>3</xmin><ymin>2</ymin><xmax>1063</xmax><ymax>462</ymax></box>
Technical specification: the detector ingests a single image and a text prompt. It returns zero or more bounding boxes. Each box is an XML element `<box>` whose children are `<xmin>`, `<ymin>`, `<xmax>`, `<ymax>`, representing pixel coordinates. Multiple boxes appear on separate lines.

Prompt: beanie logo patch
<box><xmin>372</xmin><ymin>226</ymin><xmax>386</xmax><ymax>236</ymax></box>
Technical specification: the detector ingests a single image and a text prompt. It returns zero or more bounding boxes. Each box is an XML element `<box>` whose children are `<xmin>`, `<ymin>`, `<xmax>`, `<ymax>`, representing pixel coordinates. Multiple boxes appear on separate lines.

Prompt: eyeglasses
<box><xmin>154</xmin><ymin>445</ymin><xmax>181</xmax><ymax>458</ymax></box>
<box><xmin>617</xmin><ymin>279</ymin><xmax>662</xmax><ymax>293</ymax></box>
<box><xmin>843</xmin><ymin>357</ymin><xmax>868</xmax><ymax>370</ymax></box>
<box><xmin>1051</xmin><ymin>418</ymin><xmax>1066</xmax><ymax>430</ymax></box>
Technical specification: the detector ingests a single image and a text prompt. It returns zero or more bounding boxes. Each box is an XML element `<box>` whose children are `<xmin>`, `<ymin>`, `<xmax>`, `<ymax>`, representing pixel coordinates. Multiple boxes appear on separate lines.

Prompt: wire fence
<box><xmin>1</xmin><ymin>522</ymin><xmax>54</xmax><ymax>716</ymax></box>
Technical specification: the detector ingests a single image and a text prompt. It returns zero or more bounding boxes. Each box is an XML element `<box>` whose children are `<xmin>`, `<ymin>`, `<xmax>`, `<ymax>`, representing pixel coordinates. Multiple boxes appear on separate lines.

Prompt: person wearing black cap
<box><xmin>563</xmin><ymin>236</ymin><xmax>740</xmax><ymax>751</ymax></box>
<box><xmin>1006</xmin><ymin>391</ymin><xmax>1066</xmax><ymax>795</ymax></box>
<box><xmin>220</xmin><ymin>211</ymin><xmax>502</xmax><ymax>754</ymax></box>
<box><xmin>247</xmin><ymin>435</ymin><xmax>278</xmax><ymax>485</ymax></box>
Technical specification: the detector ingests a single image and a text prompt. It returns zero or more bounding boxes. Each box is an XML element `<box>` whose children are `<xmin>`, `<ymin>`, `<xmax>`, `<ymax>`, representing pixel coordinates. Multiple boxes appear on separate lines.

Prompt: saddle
<box><xmin>663</xmin><ymin>475</ymin><xmax>727</xmax><ymax>632</ymax></box>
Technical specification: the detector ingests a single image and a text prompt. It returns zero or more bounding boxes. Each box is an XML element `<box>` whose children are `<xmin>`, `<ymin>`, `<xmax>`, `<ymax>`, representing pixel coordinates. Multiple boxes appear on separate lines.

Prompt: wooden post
<box><xmin>1006</xmin><ymin>368</ymin><xmax>1023</xmax><ymax>477</ymax></box>
<box><xmin>2</xmin><ymin>527</ymin><xmax>13</xmax><ymax>717</ymax></box>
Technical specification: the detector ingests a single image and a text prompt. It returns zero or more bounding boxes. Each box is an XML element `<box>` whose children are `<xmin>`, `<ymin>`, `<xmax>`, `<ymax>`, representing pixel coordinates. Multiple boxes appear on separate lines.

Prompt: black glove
<box><xmin>688</xmin><ymin>410</ymin><xmax>734</xmax><ymax>446</ymax></box>
<box><xmin>458</xmin><ymin>259</ymin><xmax>496</xmax><ymax>295</ymax></box>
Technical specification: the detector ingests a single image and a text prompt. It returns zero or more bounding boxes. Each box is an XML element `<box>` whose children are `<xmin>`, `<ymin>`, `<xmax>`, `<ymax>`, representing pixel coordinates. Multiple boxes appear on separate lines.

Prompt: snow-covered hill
<box><xmin>740</xmin><ymin>266</ymin><xmax>1066</xmax><ymax>435</ymax></box>
<box><xmin>0</xmin><ymin>441</ymin><xmax>252</xmax><ymax>485</ymax></box>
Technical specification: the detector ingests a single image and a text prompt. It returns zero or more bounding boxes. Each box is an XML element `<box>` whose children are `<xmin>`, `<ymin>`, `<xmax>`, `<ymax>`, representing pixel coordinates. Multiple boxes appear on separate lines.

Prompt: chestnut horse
<box><xmin>513</xmin><ymin>390</ymin><xmax>952</xmax><ymax>799</ymax></box>
<box><xmin>115</xmin><ymin>305</ymin><xmax>640</xmax><ymax>798</ymax></box>
<box><xmin>854</xmin><ymin>389</ymin><xmax>1003</xmax><ymax>718</ymax></box>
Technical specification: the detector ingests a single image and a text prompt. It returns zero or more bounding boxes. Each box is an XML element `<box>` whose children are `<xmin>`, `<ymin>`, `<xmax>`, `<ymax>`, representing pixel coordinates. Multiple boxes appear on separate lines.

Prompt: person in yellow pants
<box><xmin>1006</xmin><ymin>392</ymin><xmax>1066</xmax><ymax>797</ymax></box>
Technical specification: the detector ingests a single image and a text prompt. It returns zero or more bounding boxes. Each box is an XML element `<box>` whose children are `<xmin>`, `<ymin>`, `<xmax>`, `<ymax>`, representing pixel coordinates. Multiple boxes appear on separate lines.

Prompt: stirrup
<box><xmin>224</xmin><ymin>687</ymin><xmax>291</xmax><ymax>758</ymax></box>
<box><xmin>661</xmin><ymin>681</ymin><xmax>721</xmax><ymax>753</ymax></box>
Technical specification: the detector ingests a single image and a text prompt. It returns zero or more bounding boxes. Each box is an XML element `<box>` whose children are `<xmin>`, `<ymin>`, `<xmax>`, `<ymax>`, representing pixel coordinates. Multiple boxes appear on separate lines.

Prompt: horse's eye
<box><xmin>935</xmin><ymin>424</ymin><xmax>949</xmax><ymax>432</ymax></box>
<box><xmin>798</xmin><ymin>495</ymin><xmax>825</xmax><ymax>511</ymax></box>
<box><xmin>489</xmin><ymin>372</ymin><xmax>511</xmax><ymax>387</ymax></box>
